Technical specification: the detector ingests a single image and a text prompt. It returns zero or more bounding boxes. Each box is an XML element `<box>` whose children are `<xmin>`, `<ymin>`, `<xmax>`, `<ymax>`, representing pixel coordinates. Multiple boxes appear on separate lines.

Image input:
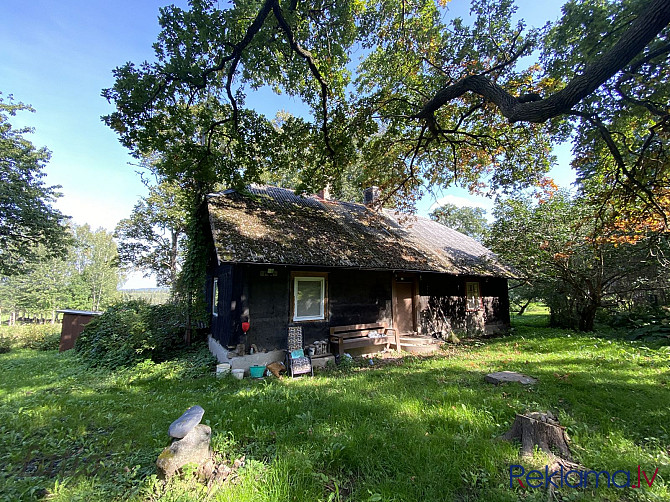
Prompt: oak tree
<box><xmin>103</xmin><ymin>0</ymin><xmax>670</xmax><ymax>222</ymax></box>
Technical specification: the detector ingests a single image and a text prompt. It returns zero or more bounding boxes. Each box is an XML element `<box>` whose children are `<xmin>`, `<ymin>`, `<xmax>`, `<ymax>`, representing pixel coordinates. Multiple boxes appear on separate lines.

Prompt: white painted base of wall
<box><xmin>229</xmin><ymin>350</ymin><xmax>285</xmax><ymax>375</ymax></box>
<box><xmin>208</xmin><ymin>336</ymin><xmax>285</xmax><ymax>376</ymax></box>
<box><xmin>208</xmin><ymin>335</ymin><xmax>231</xmax><ymax>363</ymax></box>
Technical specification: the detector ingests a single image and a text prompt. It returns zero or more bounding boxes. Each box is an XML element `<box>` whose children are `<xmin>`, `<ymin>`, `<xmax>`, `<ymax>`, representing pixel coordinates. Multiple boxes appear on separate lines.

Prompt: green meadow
<box><xmin>1</xmin><ymin>316</ymin><xmax>668</xmax><ymax>501</ymax></box>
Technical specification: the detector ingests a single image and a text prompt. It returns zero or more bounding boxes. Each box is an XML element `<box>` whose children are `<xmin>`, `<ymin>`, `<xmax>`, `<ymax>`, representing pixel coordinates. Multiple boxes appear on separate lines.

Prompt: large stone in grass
<box><xmin>485</xmin><ymin>371</ymin><xmax>537</xmax><ymax>385</ymax></box>
<box><xmin>168</xmin><ymin>405</ymin><xmax>205</xmax><ymax>438</ymax></box>
<box><xmin>157</xmin><ymin>424</ymin><xmax>212</xmax><ymax>479</ymax></box>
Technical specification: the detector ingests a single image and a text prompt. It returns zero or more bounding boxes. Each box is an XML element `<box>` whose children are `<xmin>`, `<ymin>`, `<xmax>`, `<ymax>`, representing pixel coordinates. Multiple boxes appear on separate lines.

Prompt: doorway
<box><xmin>393</xmin><ymin>276</ymin><xmax>416</xmax><ymax>334</ymax></box>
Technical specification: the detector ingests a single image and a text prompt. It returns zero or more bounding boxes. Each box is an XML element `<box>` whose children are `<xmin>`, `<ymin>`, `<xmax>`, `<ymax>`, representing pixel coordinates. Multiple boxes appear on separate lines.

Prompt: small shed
<box><xmin>57</xmin><ymin>310</ymin><xmax>102</xmax><ymax>352</ymax></box>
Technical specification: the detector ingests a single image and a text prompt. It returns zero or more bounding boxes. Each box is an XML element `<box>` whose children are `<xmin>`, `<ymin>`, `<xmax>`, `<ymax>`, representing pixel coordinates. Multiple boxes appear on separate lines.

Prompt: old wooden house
<box><xmin>205</xmin><ymin>185</ymin><xmax>512</xmax><ymax>354</ymax></box>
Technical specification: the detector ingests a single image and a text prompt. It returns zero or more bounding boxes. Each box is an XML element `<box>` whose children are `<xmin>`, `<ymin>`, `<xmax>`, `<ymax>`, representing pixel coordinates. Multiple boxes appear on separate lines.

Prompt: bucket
<box><xmin>216</xmin><ymin>363</ymin><xmax>231</xmax><ymax>377</ymax></box>
<box><xmin>231</xmin><ymin>368</ymin><xmax>244</xmax><ymax>380</ymax></box>
<box><xmin>249</xmin><ymin>365</ymin><xmax>265</xmax><ymax>378</ymax></box>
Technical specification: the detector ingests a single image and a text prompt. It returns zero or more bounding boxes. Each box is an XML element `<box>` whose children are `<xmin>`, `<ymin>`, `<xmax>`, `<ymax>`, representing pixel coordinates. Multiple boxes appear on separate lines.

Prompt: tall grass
<box><xmin>0</xmin><ymin>317</ymin><xmax>668</xmax><ymax>501</ymax></box>
<box><xmin>0</xmin><ymin>324</ymin><xmax>61</xmax><ymax>352</ymax></box>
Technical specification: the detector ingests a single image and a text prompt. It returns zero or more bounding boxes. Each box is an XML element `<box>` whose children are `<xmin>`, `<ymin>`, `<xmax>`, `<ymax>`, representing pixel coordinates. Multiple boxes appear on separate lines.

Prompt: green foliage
<box><xmin>115</xmin><ymin>179</ymin><xmax>189</xmax><ymax>287</ymax></box>
<box><xmin>172</xmin><ymin>199</ymin><xmax>211</xmax><ymax>327</ymax></box>
<box><xmin>2</xmin><ymin>318</ymin><xmax>670</xmax><ymax>500</ymax></box>
<box><xmin>430</xmin><ymin>203</ymin><xmax>489</xmax><ymax>242</ymax></box>
<box><xmin>120</xmin><ymin>288</ymin><xmax>171</xmax><ymax>305</ymax></box>
<box><xmin>102</xmin><ymin>0</ymin><xmax>669</xmax><ymax>226</ymax></box>
<box><xmin>0</xmin><ymin>93</ymin><xmax>70</xmax><ymax>275</ymax></box>
<box><xmin>0</xmin><ymin>324</ymin><xmax>61</xmax><ymax>351</ymax></box>
<box><xmin>0</xmin><ymin>224</ymin><xmax>124</xmax><ymax>319</ymax></box>
<box><xmin>604</xmin><ymin>306</ymin><xmax>670</xmax><ymax>344</ymax></box>
<box><xmin>76</xmin><ymin>300</ymin><xmax>191</xmax><ymax>369</ymax></box>
<box><xmin>101</xmin><ymin>0</ymin><xmax>558</xmax><ymax>214</ymax></box>
<box><xmin>541</xmin><ymin>0</ymin><xmax>670</xmax><ymax>230</ymax></box>
<box><xmin>487</xmin><ymin>192</ymin><xmax>669</xmax><ymax>331</ymax></box>
<box><xmin>70</xmin><ymin>224</ymin><xmax>124</xmax><ymax>311</ymax></box>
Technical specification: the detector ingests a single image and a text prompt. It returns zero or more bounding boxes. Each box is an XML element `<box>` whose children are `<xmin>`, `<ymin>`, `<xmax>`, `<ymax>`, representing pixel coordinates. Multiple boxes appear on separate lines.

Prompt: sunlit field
<box><xmin>1</xmin><ymin>316</ymin><xmax>668</xmax><ymax>501</ymax></box>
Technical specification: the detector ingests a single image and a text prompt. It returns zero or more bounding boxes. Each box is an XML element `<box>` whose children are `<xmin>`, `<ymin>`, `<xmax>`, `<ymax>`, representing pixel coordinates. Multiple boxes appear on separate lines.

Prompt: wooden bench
<box><xmin>329</xmin><ymin>323</ymin><xmax>398</xmax><ymax>356</ymax></box>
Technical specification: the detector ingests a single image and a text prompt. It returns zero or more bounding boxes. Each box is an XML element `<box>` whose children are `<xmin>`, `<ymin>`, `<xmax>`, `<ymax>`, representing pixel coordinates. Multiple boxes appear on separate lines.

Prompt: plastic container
<box><xmin>231</xmin><ymin>368</ymin><xmax>244</xmax><ymax>380</ymax></box>
<box><xmin>216</xmin><ymin>363</ymin><xmax>231</xmax><ymax>377</ymax></box>
<box><xmin>249</xmin><ymin>365</ymin><xmax>265</xmax><ymax>378</ymax></box>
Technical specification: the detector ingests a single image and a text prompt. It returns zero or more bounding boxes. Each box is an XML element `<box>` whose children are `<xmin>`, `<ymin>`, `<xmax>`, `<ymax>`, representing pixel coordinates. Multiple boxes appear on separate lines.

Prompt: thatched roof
<box><xmin>207</xmin><ymin>185</ymin><xmax>512</xmax><ymax>277</ymax></box>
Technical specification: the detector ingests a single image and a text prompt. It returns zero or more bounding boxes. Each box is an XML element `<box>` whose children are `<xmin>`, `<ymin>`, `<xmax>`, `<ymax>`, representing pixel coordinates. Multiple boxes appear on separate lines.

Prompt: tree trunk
<box><xmin>416</xmin><ymin>0</ymin><xmax>670</xmax><ymax>123</ymax></box>
<box><xmin>578</xmin><ymin>301</ymin><xmax>599</xmax><ymax>331</ymax></box>
<box><xmin>170</xmin><ymin>230</ymin><xmax>178</xmax><ymax>286</ymax></box>
<box><xmin>517</xmin><ymin>299</ymin><xmax>532</xmax><ymax>316</ymax></box>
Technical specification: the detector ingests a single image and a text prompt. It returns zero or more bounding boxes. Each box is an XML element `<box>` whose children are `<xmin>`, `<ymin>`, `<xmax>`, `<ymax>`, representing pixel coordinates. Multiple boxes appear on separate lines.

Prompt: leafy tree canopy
<box><xmin>0</xmin><ymin>94</ymin><xmax>70</xmax><ymax>275</ymax></box>
<box><xmin>103</xmin><ymin>0</ymin><xmax>670</xmax><ymax>223</ymax></box>
<box><xmin>430</xmin><ymin>203</ymin><xmax>488</xmax><ymax>242</ymax></box>
<box><xmin>115</xmin><ymin>179</ymin><xmax>189</xmax><ymax>287</ymax></box>
<box><xmin>486</xmin><ymin>191</ymin><xmax>669</xmax><ymax>330</ymax></box>
<box><xmin>0</xmin><ymin>224</ymin><xmax>124</xmax><ymax>319</ymax></box>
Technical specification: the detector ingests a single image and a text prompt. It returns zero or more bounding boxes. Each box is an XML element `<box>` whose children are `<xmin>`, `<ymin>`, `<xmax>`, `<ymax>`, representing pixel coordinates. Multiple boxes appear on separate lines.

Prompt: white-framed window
<box><xmin>466</xmin><ymin>281</ymin><xmax>482</xmax><ymax>311</ymax></box>
<box><xmin>293</xmin><ymin>276</ymin><xmax>325</xmax><ymax>321</ymax></box>
<box><xmin>212</xmin><ymin>278</ymin><xmax>219</xmax><ymax>316</ymax></box>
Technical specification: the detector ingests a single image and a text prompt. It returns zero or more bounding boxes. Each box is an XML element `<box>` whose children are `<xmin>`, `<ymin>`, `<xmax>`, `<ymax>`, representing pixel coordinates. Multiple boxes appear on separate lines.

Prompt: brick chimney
<box><xmin>316</xmin><ymin>185</ymin><xmax>331</xmax><ymax>200</ymax></box>
<box><xmin>363</xmin><ymin>186</ymin><xmax>380</xmax><ymax>206</ymax></box>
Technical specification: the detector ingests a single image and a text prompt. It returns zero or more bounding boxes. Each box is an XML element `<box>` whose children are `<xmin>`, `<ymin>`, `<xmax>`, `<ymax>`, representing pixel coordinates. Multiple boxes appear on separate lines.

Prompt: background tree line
<box><xmin>3</xmin><ymin>0</ymin><xmax>670</xmax><ymax>335</ymax></box>
<box><xmin>0</xmin><ymin>223</ymin><xmax>123</xmax><ymax>323</ymax></box>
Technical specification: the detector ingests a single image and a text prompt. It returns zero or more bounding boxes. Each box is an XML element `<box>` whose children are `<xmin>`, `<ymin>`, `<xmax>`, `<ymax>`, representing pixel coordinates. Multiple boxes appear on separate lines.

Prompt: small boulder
<box><xmin>485</xmin><ymin>371</ymin><xmax>537</xmax><ymax>385</ymax></box>
<box><xmin>157</xmin><ymin>424</ymin><xmax>212</xmax><ymax>479</ymax></box>
<box><xmin>169</xmin><ymin>405</ymin><xmax>205</xmax><ymax>439</ymax></box>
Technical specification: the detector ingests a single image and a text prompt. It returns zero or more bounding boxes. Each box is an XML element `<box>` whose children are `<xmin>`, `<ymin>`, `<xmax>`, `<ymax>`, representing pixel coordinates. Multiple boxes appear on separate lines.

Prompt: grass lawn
<box><xmin>1</xmin><ymin>316</ymin><xmax>669</xmax><ymax>501</ymax></box>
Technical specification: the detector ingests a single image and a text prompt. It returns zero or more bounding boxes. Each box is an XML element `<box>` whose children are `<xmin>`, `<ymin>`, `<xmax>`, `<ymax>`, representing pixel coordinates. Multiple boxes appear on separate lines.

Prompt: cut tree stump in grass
<box><xmin>502</xmin><ymin>412</ymin><xmax>571</xmax><ymax>459</ymax></box>
<box><xmin>503</xmin><ymin>412</ymin><xmax>594</xmax><ymax>499</ymax></box>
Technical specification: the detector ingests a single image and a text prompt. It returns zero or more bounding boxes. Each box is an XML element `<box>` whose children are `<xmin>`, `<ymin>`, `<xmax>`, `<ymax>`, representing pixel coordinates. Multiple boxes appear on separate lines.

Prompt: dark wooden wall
<box><xmin>418</xmin><ymin>274</ymin><xmax>510</xmax><ymax>335</ymax></box>
<box><xmin>244</xmin><ymin>266</ymin><xmax>394</xmax><ymax>349</ymax></box>
<box><xmin>329</xmin><ymin>270</ymin><xmax>393</xmax><ymax>328</ymax></box>
<box><xmin>208</xmin><ymin>263</ymin><xmax>244</xmax><ymax>348</ymax></box>
<box><xmin>208</xmin><ymin>263</ymin><xmax>510</xmax><ymax>349</ymax></box>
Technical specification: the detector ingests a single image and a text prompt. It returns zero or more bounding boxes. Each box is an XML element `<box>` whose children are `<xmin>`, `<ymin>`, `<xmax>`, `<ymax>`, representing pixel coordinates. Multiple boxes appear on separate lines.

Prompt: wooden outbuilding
<box><xmin>57</xmin><ymin>310</ymin><xmax>102</xmax><ymax>352</ymax></box>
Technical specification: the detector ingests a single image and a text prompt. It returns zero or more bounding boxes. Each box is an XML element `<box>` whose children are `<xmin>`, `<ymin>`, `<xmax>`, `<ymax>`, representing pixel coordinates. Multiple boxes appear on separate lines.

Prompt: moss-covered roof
<box><xmin>207</xmin><ymin>186</ymin><xmax>512</xmax><ymax>277</ymax></box>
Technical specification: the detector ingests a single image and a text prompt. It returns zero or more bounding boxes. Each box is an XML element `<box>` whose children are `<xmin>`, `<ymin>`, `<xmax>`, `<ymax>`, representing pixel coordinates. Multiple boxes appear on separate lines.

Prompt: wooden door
<box><xmin>393</xmin><ymin>280</ymin><xmax>415</xmax><ymax>334</ymax></box>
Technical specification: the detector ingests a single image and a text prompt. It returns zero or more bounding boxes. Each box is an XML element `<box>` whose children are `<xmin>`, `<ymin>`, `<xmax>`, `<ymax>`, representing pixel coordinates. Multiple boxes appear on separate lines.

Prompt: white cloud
<box><xmin>428</xmin><ymin>194</ymin><xmax>491</xmax><ymax>213</ymax></box>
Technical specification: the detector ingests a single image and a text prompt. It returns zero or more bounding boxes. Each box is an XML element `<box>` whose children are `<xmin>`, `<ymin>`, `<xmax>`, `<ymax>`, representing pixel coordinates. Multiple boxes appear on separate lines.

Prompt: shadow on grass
<box><xmin>1</xmin><ymin>334</ymin><xmax>669</xmax><ymax>501</ymax></box>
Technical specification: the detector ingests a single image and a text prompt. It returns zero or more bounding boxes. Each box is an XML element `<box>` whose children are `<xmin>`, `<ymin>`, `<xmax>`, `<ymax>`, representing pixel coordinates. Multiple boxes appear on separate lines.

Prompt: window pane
<box><xmin>213</xmin><ymin>278</ymin><xmax>219</xmax><ymax>315</ymax></box>
<box><xmin>466</xmin><ymin>282</ymin><xmax>480</xmax><ymax>311</ymax></box>
<box><xmin>296</xmin><ymin>279</ymin><xmax>323</xmax><ymax>318</ymax></box>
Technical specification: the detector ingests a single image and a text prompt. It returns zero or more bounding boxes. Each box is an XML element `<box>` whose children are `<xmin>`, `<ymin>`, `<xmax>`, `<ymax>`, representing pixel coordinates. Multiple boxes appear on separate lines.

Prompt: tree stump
<box><xmin>502</xmin><ymin>412</ymin><xmax>571</xmax><ymax>459</ymax></box>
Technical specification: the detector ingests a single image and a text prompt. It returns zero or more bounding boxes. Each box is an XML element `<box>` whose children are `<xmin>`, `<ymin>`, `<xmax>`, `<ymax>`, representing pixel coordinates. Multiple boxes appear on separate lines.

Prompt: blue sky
<box><xmin>1</xmin><ymin>0</ymin><xmax>573</xmax><ymax>287</ymax></box>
